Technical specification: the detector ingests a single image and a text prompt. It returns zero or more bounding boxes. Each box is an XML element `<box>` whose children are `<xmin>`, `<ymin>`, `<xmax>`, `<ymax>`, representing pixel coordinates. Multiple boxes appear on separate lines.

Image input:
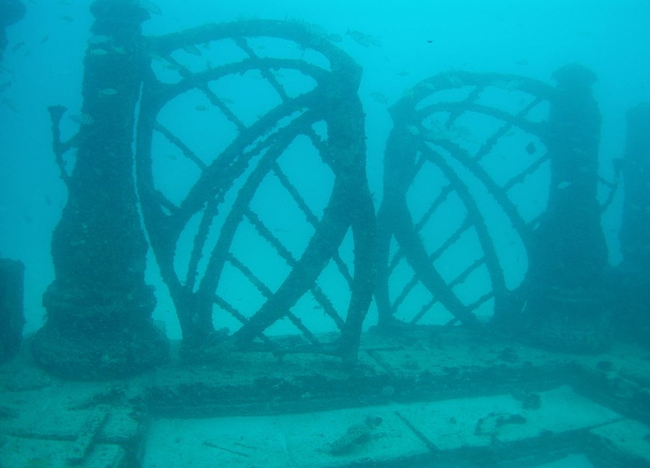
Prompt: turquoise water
<box><xmin>2</xmin><ymin>0</ymin><xmax>648</xmax><ymax>338</ymax></box>
<box><xmin>2</xmin><ymin>2</ymin><xmax>650</xmax><ymax>467</ymax></box>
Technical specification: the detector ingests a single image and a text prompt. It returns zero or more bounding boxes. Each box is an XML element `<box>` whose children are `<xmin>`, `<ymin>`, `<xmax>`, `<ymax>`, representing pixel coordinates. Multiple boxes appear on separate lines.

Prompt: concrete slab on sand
<box><xmin>142</xmin><ymin>385</ymin><xmax>628</xmax><ymax>468</ymax></box>
<box><xmin>144</xmin><ymin>404</ymin><xmax>425</xmax><ymax>468</ymax></box>
<box><xmin>0</xmin><ymin>437</ymin><xmax>125</xmax><ymax>468</ymax></box>
<box><xmin>400</xmin><ymin>385</ymin><xmax>622</xmax><ymax>450</ymax></box>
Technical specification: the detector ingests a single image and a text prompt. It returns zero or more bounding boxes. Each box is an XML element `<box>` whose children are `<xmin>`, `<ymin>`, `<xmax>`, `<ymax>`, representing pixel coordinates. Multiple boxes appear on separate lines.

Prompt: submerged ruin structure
<box><xmin>521</xmin><ymin>64</ymin><xmax>610</xmax><ymax>352</ymax></box>
<box><xmin>27</xmin><ymin>0</ymin><xmax>638</xmax><ymax>379</ymax></box>
<box><xmin>1</xmin><ymin>1</ymin><xmax>649</xmax><ymax>467</ymax></box>
<box><xmin>31</xmin><ymin>0</ymin><xmax>169</xmax><ymax>379</ymax></box>
<box><xmin>135</xmin><ymin>19</ymin><xmax>375</xmax><ymax>362</ymax></box>
<box><xmin>375</xmin><ymin>65</ymin><xmax>613</xmax><ymax>353</ymax></box>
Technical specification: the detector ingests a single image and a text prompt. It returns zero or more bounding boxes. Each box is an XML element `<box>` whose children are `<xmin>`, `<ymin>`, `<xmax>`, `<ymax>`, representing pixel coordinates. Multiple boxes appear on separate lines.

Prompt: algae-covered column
<box><xmin>0</xmin><ymin>0</ymin><xmax>27</xmax><ymax>363</ymax></box>
<box><xmin>32</xmin><ymin>0</ymin><xmax>168</xmax><ymax>379</ymax></box>
<box><xmin>523</xmin><ymin>64</ymin><xmax>609</xmax><ymax>352</ymax></box>
<box><xmin>616</xmin><ymin>103</ymin><xmax>650</xmax><ymax>343</ymax></box>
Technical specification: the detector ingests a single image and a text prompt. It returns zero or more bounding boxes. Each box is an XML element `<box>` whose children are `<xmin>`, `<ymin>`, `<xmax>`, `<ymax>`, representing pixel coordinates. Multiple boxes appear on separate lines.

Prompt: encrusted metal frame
<box><xmin>375</xmin><ymin>71</ymin><xmax>557</xmax><ymax>328</ymax></box>
<box><xmin>134</xmin><ymin>20</ymin><xmax>375</xmax><ymax>359</ymax></box>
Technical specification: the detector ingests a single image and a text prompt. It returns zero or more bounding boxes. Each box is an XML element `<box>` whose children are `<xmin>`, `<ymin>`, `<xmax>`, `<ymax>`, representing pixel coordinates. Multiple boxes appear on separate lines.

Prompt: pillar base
<box><xmin>31</xmin><ymin>281</ymin><xmax>169</xmax><ymax>380</ymax></box>
<box><xmin>522</xmin><ymin>289</ymin><xmax>610</xmax><ymax>354</ymax></box>
<box><xmin>31</xmin><ymin>320</ymin><xmax>168</xmax><ymax>380</ymax></box>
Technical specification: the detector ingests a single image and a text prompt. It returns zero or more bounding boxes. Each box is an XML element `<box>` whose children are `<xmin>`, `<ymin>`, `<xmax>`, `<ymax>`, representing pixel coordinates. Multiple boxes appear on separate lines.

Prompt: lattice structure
<box><xmin>375</xmin><ymin>71</ymin><xmax>556</xmax><ymax>328</ymax></box>
<box><xmin>135</xmin><ymin>20</ymin><xmax>375</xmax><ymax>359</ymax></box>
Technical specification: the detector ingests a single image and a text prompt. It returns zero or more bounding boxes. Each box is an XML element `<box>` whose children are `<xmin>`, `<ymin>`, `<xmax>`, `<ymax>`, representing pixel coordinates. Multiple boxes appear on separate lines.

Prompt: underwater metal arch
<box><xmin>376</xmin><ymin>70</ymin><xmax>557</xmax><ymax>328</ymax></box>
<box><xmin>135</xmin><ymin>19</ymin><xmax>375</xmax><ymax>360</ymax></box>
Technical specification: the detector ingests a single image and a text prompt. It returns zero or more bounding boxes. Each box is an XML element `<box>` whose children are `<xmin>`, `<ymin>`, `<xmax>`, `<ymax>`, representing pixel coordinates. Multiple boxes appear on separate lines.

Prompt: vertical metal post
<box><xmin>32</xmin><ymin>0</ymin><xmax>168</xmax><ymax>379</ymax></box>
<box><xmin>523</xmin><ymin>64</ymin><xmax>609</xmax><ymax>352</ymax></box>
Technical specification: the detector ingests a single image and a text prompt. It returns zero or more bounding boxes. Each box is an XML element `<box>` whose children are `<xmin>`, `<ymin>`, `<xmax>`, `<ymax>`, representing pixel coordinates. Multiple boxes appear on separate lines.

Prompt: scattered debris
<box><xmin>328</xmin><ymin>415</ymin><xmax>383</xmax><ymax>455</ymax></box>
<box><xmin>370</xmin><ymin>92</ymin><xmax>388</xmax><ymax>105</ymax></box>
<box><xmin>475</xmin><ymin>411</ymin><xmax>526</xmax><ymax>439</ymax></box>
<box><xmin>498</xmin><ymin>347</ymin><xmax>519</xmax><ymax>363</ymax></box>
<box><xmin>203</xmin><ymin>440</ymin><xmax>251</xmax><ymax>458</ymax></box>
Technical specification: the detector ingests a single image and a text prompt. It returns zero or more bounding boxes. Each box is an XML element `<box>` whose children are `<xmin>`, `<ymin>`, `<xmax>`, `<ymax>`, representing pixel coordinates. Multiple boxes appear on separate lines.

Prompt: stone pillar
<box><xmin>0</xmin><ymin>0</ymin><xmax>25</xmax><ymax>64</ymax></box>
<box><xmin>0</xmin><ymin>259</ymin><xmax>24</xmax><ymax>362</ymax></box>
<box><xmin>615</xmin><ymin>103</ymin><xmax>650</xmax><ymax>343</ymax></box>
<box><xmin>31</xmin><ymin>0</ymin><xmax>168</xmax><ymax>379</ymax></box>
<box><xmin>523</xmin><ymin>64</ymin><xmax>609</xmax><ymax>352</ymax></box>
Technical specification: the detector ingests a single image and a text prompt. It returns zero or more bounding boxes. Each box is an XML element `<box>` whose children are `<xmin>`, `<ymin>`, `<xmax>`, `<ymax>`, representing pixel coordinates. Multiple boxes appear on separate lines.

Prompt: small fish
<box><xmin>218</xmin><ymin>96</ymin><xmax>234</xmax><ymax>104</ymax></box>
<box><xmin>69</xmin><ymin>113</ymin><xmax>95</xmax><ymax>126</ymax></box>
<box><xmin>182</xmin><ymin>44</ymin><xmax>202</xmax><ymax>56</ymax></box>
<box><xmin>137</xmin><ymin>0</ymin><xmax>162</xmax><ymax>15</ymax></box>
<box><xmin>60</xmin><ymin>14</ymin><xmax>75</xmax><ymax>22</ymax></box>
<box><xmin>162</xmin><ymin>61</ymin><xmax>183</xmax><ymax>71</ymax></box>
<box><xmin>453</xmin><ymin>125</ymin><xmax>478</xmax><ymax>144</ymax></box>
<box><xmin>99</xmin><ymin>88</ymin><xmax>118</xmax><ymax>96</ymax></box>
<box><xmin>426</xmin><ymin>120</ymin><xmax>450</xmax><ymax>140</ymax></box>
<box><xmin>88</xmin><ymin>35</ymin><xmax>111</xmax><ymax>45</ymax></box>
<box><xmin>112</xmin><ymin>46</ymin><xmax>126</xmax><ymax>54</ymax></box>
<box><xmin>407</xmin><ymin>125</ymin><xmax>420</xmax><ymax>136</ymax></box>
<box><xmin>346</xmin><ymin>29</ymin><xmax>381</xmax><ymax>48</ymax></box>
<box><xmin>327</xmin><ymin>33</ymin><xmax>343</xmax><ymax>43</ymax></box>
<box><xmin>79</xmin><ymin>113</ymin><xmax>95</xmax><ymax>125</ymax></box>
<box><xmin>370</xmin><ymin>92</ymin><xmax>388</xmax><ymax>105</ymax></box>
<box><xmin>90</xmin><ymin>48</ymin><xmax>108</xmax><ymax>56</ymax></box>
<box><xmin>525</xmin><ymin>142</ymin><xmax>536</xmax><ymax>155</ymax></box>
<box><xmin>1</xmin><ymin>96</ymin><xmax>19</xmax><ymax>113</ymax></box>
<box><xmin>195</xmin><ymin>104</ymin><xmax>209</xmax><ymax>111</ymax></box>
<box><xmin>556</xmin><ymin>181</ymin><xmax>572</xmax><ymax>190</ymax></box>
<box><xmin>11</xmin><ymin>41</ymin><xmax>25</xmax><ymax>53</ymax></box>
<box><xmin>397</xmin><ymin>71</ymin><xmax>410</xmax><ymax>77</ymax></box>
<box><xmin>612</xmin><ymin>158</ymin><xmax>624</xmax><ymax>177</ymax></box>
<box><xmin>39</xmin><ymin>35</ymin><xmax>50</xmax><ymax>44</ymax></box>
